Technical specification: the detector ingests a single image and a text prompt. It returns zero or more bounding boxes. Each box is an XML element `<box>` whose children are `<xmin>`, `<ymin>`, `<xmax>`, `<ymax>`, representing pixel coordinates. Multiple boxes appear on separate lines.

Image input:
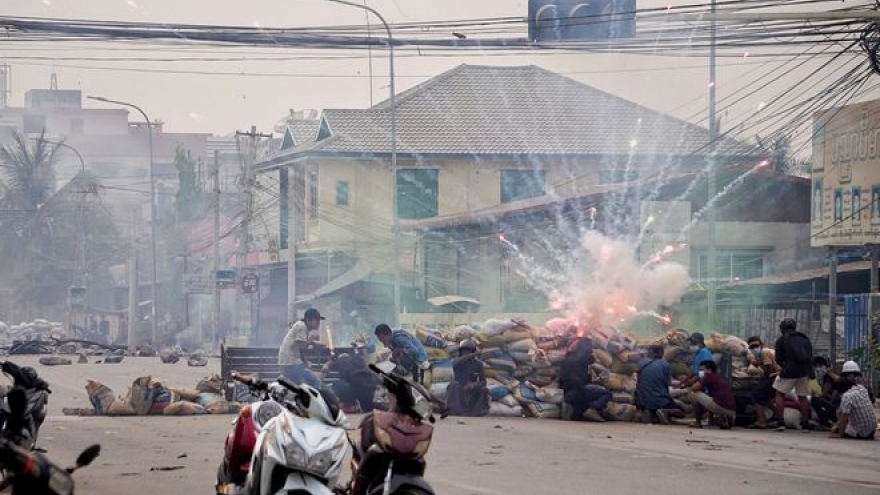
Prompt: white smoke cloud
<box><xmin>545</xmin><ymin>231</ymin><xmax>690</xmax><ymax>329</ymax></box>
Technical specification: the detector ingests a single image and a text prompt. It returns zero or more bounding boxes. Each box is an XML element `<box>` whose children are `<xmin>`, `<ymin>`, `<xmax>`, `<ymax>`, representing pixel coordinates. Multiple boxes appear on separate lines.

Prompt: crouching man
<box><xmin>831</xmin><ymin>377</ymin><xmax>877</xmax><ymax>440</ymax></box>
<box><xmin>687</xmin><ymin>360</ymin><xmax>736</xmax><ymax>429</ymax></box>
<box><xmin>446</xmin><ymin>340</ymin><xmax>489</xmax><ymax>417</ymax></box>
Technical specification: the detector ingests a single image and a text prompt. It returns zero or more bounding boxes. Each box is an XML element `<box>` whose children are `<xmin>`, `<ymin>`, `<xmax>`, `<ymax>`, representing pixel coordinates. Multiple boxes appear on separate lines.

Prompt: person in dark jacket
<box><xmin>636</xmin><ymin>345</ymin><xmax>685</xmax><ymax>424</ymax></box>
<box><xmin>445</xmin><ymin>340</ymin><xmax>489</xmax><ymax>417</ymax></box>
<box><xmin>772</xmin><ymin>318</ymin><xmax>813</xmax><ymax>431</ymax></box>
<box><xmin>559</xmin><ymin>338</ymin><xmax>611</xmax><ymax>422</ymax></box>
<box><xmin>326</xmin><ymin>352</ymin><xmax>378</xmax><ymax>413</ymax></box>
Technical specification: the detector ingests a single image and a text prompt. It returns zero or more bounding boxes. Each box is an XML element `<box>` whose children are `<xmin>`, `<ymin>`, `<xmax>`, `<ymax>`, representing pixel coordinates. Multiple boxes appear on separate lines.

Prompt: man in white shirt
<box><xmin>277</xmin><ymin>308</ymin><xmax>323</xmax><ymax>388</ymax></box>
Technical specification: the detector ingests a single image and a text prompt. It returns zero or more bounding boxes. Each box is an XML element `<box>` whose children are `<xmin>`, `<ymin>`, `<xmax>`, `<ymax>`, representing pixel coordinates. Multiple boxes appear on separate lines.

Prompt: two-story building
<box><xmin>248</xmin><ymin>64</ymin><xmax>796</xmax><ymax>342</ymax></box>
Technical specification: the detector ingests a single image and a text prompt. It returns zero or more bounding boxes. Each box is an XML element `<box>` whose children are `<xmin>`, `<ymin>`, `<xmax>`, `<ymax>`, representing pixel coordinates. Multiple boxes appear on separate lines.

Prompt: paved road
<box><xmin>11</xmin><ymin>356</ymin><xmax>880</xmax><ymax>495</ymax></box>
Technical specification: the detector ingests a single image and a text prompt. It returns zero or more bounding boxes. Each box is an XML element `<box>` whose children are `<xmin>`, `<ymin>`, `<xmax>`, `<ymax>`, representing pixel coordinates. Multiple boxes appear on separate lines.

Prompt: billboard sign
<box><xmin>811</xmin><ymin>99</ymin><xmax>880</xmax><ymax>247</ymax></box>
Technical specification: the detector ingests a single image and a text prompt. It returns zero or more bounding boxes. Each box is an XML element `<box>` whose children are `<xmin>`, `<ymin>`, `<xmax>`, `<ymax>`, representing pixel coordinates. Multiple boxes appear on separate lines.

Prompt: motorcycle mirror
<box><xmin>75</xmin><ymin>444</ymin><xmax>101</xmax><ymax>468</ymax></box>
<box><xmin>371</xmin><ymin>362</ymin><xmax>396</xmax><ymax>375</ymax></box>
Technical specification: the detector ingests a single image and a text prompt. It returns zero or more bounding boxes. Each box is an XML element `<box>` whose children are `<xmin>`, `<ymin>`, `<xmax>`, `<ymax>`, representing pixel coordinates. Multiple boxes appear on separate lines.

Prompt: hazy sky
<box><xmin>0</xmin><ymin>0</ymin><xmax>871</xmax><ymax>144</ymax></box>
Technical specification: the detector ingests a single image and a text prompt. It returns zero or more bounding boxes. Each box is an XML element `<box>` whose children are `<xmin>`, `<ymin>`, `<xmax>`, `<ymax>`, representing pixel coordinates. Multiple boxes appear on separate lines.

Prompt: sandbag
<box><xmin>129</xmin><ymin>376</ymin><xmax>167</xmax><ymax>416</ymax></box>
<box><xmin>618</xmin><ymin>350</ymin><xmax>642</xmax><ymax>364</ymax></box>
<box><xmin>606</xmin><ymin>402</ymin><xmax>639</xmax><ymax>422</ymax></box>
<box><xmin>39</xmin><ymin>356</ymin><xmax>72</xmax><ymax>366</ymax></box>
<box><xmin>485</xmin><ymin>369</ymin><xmax>512</xmax><ymax>381</ymax></box>
<box><xmin>663</xmin><ymin>345</ymin><xmax>688</xmax><ymax>362</ymax></box>
<box><xmin>669</xmin><ymin>361</ymin><xmax>690</xmax><ymax>378</ymax></box>
<box><xmin>486</xmin><ymin>357</ymin><xmax>516</xmax><ymax>373</ymax></box>
<box><xmin>537</xmin><ymin>340</ymin><xmax>559</xmax><ymax>351</ymax></box>
<box><xmin>198</xmin><ymin>392</ymin><xmax>224</xmax><ymax>407</ymax></box>
<box><xmin>605</xmin><ymin>373</ymin><xmax>637</xmax><ymax>392</ymax></box>
<box><xmin>163</xmin><ymin>401</ymin><xmax>207</xmax><ymax>416</ymax></box>
<box><xmin>534</xmin><ymin>387</ymin><xmax>563</xmax><ymax>404</ymax></box>
<box><xmin>718</xmin><ymin>334</ymin><xmax>749</xmax><ymax>357</ymax></box>
<box><xmin>499</xmin><ymin>394</ymin><xmax>520</xmax><ymax>408</ymax></box>
<box><xmin>663</xmin><ymin>329</ymin><xmax>690</xmax><ymax>348</ymax></box>
<box><xmin>503</xmin><ymin>328</ymin><xmax>534</xmax><ymax>343</ymax></box>
<box><xmin>106</xmin><ymin>398</ymin><xmax>136</xmax><ymax>416</ymax></box>
<box><xmin>610</xmin><ymin>360</ymin><xmax>640</xmax><ymax>375</ymax></box>
<box><xmin>149</xmin><ymin>386</ymin><xmax>173</xmax><ymax>414</ymax></box>
<box><xmin>530</xmin><ymin>356</ymin><xmax>553</xmax><ymax>369</ymax></box>
<box><xmin>535</xmin><ymin>367</ymin><xmax>558</xmax><ymax>378</ymax></box>
<box><xmin>512</xmin><ymin>366</ymin><xmax>534</xmax><ymax>379</ymax></box>
<box><xmin>614</xmin><ymin>333</ymin><xmax>637</xmax><ymax>350</ymax></box>
<box><xmin>507</xmin><ymin>338</ymin><xmax>537</xmax><ymax>353</ymax></box>
<box><xmin>488</xmin><ymin>402</ymin><xmax>523</xmax><ymax>417</ymax></box>
<box><xmin>445</xmin><ymin>343</ymin><xmax>460</xmax><ymax>357</ymax></box>
<box><xmin>196</xmin><ymin>374</ymin><xmax>223</xmax><ymax>394</ymax></box>
<box><xmin>426</xmin><ymin>348</ymin><xmax>450</xmax><ymax>361</ymax></box>
<box><xmin>415</xmin><ymin>327</ymin><xmax>446</xmax><ymax>349</ymax></box>
<box><xmin>488</xmin><ymin>383</ymin><xmax>510</xmax><ymax>401</ymax></box>
<box><xmin>527</xmin><ymin>402</ymin><xmax>561</xmax><ymax>419</ymax></box>
<box><xmin>484</xmin><ymin>318</ymin><xmax>521</xmax><ymax>336</ymax></box>
<box><xmin>86</xmin><ymin>380</ymin><xmax>115</xmax><ymax>415</ymax></box>
<box><xmin>171</xmin><ymin>387</ymin><xmax>201</xmax><ymax>402</ymax></box>
<box><xmin>611</xmin><ymin>392</ymin><xmax>635</xmax><ymax>404</ymax></box>
<box><xmin>605</xmin><ymin>341</ymin><xmax>624</xmax><ymax>355</ymax></box>
<box><xmin>593</xmin><ymin>348</ymin><xmax>613</xmax><ymax>367</ymax></box>
<box><xmin>509</xmin><ymin>351</ymin><xmax>532</xmax><ymax>364</ymax></box>
<box><xmin>513</xmin><ymin>382</ymin><xmax>539</xmax><ymax>403</ymax></box>
<box><xmin>545</xmin><ymin>318</ymin><xmax>576</xmax><ymax>334</ymax></box>
<box><xmin>525</xmin><ymin>375</ymin><xmax>553</xmax><ymax>387</ymax></box>
<box><xmin>480</xmin><ymin>347</ymin><xmax>506</xmax><ymax>360</ymax></box>
<box><xmin>206</xmin><ymin>401</ymin><xmax>242</xmax><ymax>415</ymax></box>
<box><xmin>452</xmin><ymin>325</ymin><xmax>476</xmax><ymax>341</ymax></box>
<box><xmin>590</xmin><ymin>363</ymin><xmax>610</xmax><ymax>384</ymax></box>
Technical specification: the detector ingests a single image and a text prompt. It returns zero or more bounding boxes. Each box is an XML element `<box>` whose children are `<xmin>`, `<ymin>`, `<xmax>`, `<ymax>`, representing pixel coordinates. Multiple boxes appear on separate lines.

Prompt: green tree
<box><xmin>173</xmin><ymin>146</ymin><xmax>208</xmax><ymax>223</ymax></box>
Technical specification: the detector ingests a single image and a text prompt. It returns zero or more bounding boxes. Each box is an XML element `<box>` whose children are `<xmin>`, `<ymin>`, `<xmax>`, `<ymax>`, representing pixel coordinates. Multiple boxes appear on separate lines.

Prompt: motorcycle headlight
<box><xmin>283</xmin><ymin>441</ymin><xmax>308</xmax><ymax>468</ymax></box>
<box><xmin>255</xmin><ymin>401</ymin><xmax>284</xmax><ymax>427</ymax></box>
<box><xmin>307</xmin><ymin>436</ymin><xmax>345</xmax><ymax>474</ymax></box>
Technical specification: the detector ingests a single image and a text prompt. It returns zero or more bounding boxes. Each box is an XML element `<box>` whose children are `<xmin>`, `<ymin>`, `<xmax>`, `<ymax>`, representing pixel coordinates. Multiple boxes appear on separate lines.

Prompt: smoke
<box><xmin>544</xmin><ymin>231</ymin><xmax>690</xmax><ymax>329</ymax></box>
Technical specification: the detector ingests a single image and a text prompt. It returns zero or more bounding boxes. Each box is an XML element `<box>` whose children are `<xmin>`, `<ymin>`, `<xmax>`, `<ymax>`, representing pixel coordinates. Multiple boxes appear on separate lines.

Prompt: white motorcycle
<box><xmin>244</xmin><ymin>376</ymin><xmax>350</xmax><ymax>495</ymax></box>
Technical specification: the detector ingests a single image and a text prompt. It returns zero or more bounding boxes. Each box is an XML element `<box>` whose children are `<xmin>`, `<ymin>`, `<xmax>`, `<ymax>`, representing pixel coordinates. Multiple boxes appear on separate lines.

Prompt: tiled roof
<box><xmin>287</xmin><ymin>119</ymin><xmax>321</xmax><ymax>148</ymax></box>
<box><xmin>309</xmin><ymin>64</ymin><xmax>749</xmax><ymax>157</ymax></box>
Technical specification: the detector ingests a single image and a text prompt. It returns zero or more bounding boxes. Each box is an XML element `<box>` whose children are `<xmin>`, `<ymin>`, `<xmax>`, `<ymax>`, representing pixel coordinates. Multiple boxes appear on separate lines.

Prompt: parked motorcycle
<box><xmin>244</xmin><ymin>376</ymin><xmax>349</xmax><ymax>495</ymax></box>
<box><xmin>0</xmin><ymin>361</ymin><xmax>50</xmax><ymax>449</ymax></box>
<box><xmin>216</xmin><ymin>373</ymin><xmax>291</xmax><ymax>495</ymax></box>
<box><xmin>346</xmin><ymin>363</ymin><xmax>439</xmax><ymax>495</ymax></box>
<box><xmin>0</xmin><ymin>419</ymin><xmax>99</xmax><ymax>495</ymax></box>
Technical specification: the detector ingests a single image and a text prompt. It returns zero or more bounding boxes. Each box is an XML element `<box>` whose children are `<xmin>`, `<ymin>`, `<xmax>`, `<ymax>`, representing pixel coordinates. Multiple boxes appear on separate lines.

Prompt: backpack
<box><xmin>784</xmin><ymin>332</ymin><xmax>812</xmax><ymax>364</ymax></box>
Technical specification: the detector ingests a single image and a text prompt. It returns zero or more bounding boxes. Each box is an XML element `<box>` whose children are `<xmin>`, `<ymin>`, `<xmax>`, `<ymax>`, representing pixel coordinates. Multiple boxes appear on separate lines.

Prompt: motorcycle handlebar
<box><xmin>232</xmin><ymin>373</ymin><xmax>268</xmax><ymax>391</ymax></box>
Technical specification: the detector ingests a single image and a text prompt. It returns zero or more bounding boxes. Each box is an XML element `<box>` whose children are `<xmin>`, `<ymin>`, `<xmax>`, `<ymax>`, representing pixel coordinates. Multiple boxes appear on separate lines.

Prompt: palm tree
<box><xmin>0</xmin><ymin>131</ymin><xmax>121</xmax><ymax>317</ymax></box>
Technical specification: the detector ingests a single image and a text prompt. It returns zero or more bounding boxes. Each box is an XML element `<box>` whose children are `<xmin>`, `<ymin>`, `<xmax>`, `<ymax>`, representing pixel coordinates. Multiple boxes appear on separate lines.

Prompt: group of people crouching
<box><xmin>564</xmin><ymin>318</ymin><xmax>877</xmax><ymax>441</ymax></box>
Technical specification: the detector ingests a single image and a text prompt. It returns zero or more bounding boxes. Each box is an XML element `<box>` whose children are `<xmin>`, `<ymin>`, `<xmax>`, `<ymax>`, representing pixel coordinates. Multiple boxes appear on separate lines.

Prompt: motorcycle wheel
<box><xmin>393</xmin><ymin>488</ymin><xmax>431</xmax><ymax>495</ymax></box>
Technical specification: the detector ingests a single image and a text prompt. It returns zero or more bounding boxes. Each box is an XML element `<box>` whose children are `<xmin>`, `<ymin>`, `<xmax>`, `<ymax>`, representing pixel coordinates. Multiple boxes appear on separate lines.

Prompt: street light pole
<box><xmin>321</xmin><ymin>0</ymin><xmax>399</xmax><ymax>325</ymax></box>
<box><xmin>34</xmin><ymin>138</ymin><xmax>85</xmax><ymax>172</ymax></box>
<box><xmin>88</xmin><ymin>95</ymin><xmax>158</xmax><ymax>346</ymax></box>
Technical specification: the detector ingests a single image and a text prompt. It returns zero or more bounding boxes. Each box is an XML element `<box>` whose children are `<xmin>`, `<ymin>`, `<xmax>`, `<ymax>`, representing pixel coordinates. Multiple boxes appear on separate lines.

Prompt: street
<box><xmin>17</xmin><ymin>356</ymin><xmax>880</xmax><ymax>495</ymax></box>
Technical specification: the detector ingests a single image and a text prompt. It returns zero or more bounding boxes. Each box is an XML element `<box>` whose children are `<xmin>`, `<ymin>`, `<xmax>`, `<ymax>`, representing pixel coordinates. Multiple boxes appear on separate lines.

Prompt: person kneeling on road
<box><xmin>830</xmin><ymin>376</ymin><xmax>877</xmax><ymax>440</ymax></box>
<box><xmin>277</xmin><ymin>308</ymin><xmax>323</xmax><ymax>389</ymax></box>
<box><xmin>745</xmin><ymin>336</ymin><xmax>781</xmax><ymax>429</ymax></box>
<box><xmin>374</xmin><ymin>324</ymin><xmax>430</xmax><ymax>384</ymax></box>
<box><xmin>560</xmin><ymin>338</ymin><xmax>612</xmax><ymax>422</ymax></box>
<box><xmin>687</xmin><ymin>360</ymin><xmax>736</xmax><ymax>429</ymax></box>
<box><xmin>446</xmin><ymin>339</ymin><xmax>489</xmax><ymax>417</ymax></box>
<box><xmin>326</xmin><ymin>351</ymin><xmax>378</xmax><ymax>413</ymax></box>
<box><xmin>635</xmin><ymin>345</ymin><xmax>685</xmax><ymax>425</ymax></box>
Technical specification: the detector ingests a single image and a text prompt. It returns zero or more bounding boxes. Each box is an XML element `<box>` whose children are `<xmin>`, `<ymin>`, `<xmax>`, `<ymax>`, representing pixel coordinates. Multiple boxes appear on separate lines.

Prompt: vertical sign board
<box><xmin>811</xmin><ymin>99</ymin><xmax>880</xmax><ymax>247</ymax></box>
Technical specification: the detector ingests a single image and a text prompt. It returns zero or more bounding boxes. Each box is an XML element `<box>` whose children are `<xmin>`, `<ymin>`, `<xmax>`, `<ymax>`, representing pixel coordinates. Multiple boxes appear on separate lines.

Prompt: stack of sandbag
<box><xmin>428</xmin><ymin>360</ymin><xmax>454</xmax><ymax>402</ymax></box>
<box><xmin>73</xmin><ymin>373</ymin><xmax>242</xmax><ymax>417</ymax></box>
<box><xmin>486</xmin><ymin>377</ymin><xmax>524</xmax><ymax>417</ymax></box>
<box><xmin>514</xmin><ymin>381</ymin><xmax>563</xmax><ymax>419</ymax></box>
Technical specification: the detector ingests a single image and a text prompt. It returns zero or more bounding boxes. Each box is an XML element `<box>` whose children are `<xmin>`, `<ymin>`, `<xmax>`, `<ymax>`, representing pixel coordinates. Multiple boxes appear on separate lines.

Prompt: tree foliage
<box><xmin>0</xmin><ymin>131</ymin><xmax>123</xmax><ymax>313</ymax></box>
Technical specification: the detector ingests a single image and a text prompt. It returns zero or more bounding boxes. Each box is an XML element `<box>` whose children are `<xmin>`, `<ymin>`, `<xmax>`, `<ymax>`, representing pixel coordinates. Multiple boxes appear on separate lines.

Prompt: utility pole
<box><xmin>287</xmin><ymin>166</ymin><xmax>297</xmax><ymax>325</ymax></box>
<box><xmin>234</xmin><ymin>126</ymin><xmax>271</xmax><ymax>343</ymax></box>
<box><xmin>127</xmin><ymin>206</ymin><xmax>139</xmax><ymax>351</ymax></box>
<box><xmin>706</xmin><ymin>0</ymin><xmax>718</xmax><ymax>329</ymax></box>
<box><xmin>212</xmin><ymin>150</ymin><xmax>221</xmax><ymax>346</ymax></box>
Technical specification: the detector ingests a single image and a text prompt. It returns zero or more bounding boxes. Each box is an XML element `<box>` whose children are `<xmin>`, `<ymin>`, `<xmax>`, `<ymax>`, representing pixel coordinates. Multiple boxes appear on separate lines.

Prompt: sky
<box><xmin>0</xmin><ymin>0</ymin><xmax>873</xmax><ymax>147</ymax></box>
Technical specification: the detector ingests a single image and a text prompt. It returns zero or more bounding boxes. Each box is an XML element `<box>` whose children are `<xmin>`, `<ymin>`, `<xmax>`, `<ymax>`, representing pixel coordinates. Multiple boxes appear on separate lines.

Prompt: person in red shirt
<box><xmin>687</xmin><ymin>360</ymin><xmax>736</xmax><ymax>429</ymax></box>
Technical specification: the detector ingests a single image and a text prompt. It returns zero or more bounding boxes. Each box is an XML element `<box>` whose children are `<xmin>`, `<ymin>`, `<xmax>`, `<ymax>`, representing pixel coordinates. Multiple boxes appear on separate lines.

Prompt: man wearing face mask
<box><xmin>746</xmin><ymin>336</ymin><xmax>782</xmax><ymax>429</ymax></box>
<box><xmin>688</xmin><ymin>360</ymin><xmax>736</xmax><ymax>429</ymax></box>
<box><xmin>679</xmin><ymin>332</ymin><xmax>714</xmax><ymax>390</ymax></box>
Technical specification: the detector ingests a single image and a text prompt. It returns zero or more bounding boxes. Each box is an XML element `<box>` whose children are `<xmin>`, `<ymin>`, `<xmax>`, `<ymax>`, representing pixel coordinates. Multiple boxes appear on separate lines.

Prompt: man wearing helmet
<box><xmin>445</xmin><ymin>339</ymin><xmax>489</xmax><ymax>417</ymax></box>
<box><xmin>772</xmin><ymin>318</ymin><xmax>814</xmax><ymax>431</ymax></box>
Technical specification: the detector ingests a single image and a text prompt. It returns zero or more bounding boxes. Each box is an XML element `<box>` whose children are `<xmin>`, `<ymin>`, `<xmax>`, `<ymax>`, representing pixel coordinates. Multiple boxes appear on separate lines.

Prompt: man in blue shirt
<box><xmin>636</xmin><ymin>345</ymin><xmax>686</xmax><ymax>424</ymax></box>
<box><xmin>374</xmin><ymin>324</ymin><xmax>430</xmax><ymax>383</ymax></box>
<box><xmin>689</xmin><ymin>333</ymin><xmax>714</xmax><ymax>376</ymax></box>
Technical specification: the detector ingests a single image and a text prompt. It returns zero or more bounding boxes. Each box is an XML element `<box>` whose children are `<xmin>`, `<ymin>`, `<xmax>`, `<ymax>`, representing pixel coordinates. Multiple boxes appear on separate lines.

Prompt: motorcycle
<box><xmin>0</xmin><ymin>361</ymin><xmax>50</xmax><ymax>449</ymax></box>
<box><xmin>244</xmin><ymin>376</ymin><xmax>349</xmax><ymax>495</ymax></box>
<box><xmin>216</xmin><ymin>373</ymin><xmax>291</xmax><ymax>495</ymax></box>
<box><xmin>0</xmin><ymin>402</ymin><xmax>99</xmax><ymax>495</ymax></box>
<box><xmin>346</xmin><ymin>363</ymin><xmax>440</xmax><ymax>495</ymax></box>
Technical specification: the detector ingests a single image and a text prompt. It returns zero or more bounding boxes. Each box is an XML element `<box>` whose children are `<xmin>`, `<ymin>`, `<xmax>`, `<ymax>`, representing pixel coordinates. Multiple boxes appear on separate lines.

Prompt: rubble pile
<box><xmin>414</xmin><ymin>318</ymin><xmax>755</xmax><ymax>421</ymax></box>
<box><xmin>66</xmin><ymin>373</ymin><xmax>240</xmax><ymax>417</ymax></box>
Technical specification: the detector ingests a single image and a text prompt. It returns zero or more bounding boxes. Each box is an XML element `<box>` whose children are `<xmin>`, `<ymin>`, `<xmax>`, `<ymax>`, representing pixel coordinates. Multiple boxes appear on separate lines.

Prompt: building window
<box><xmin>335</xmin><ymin>181</ymin><xmax>349</xmax><ymax>206</ymax></box>
<box><xmin>22</xmin><ymin>114</ymin><xmax>46</xmax><ymax>134</ymax></box>
<box><xmin>692</xmin><ymin>250</ymin><xmax>767</xmax><ymax>283</ymax></box>
<box><xmin>70</xmin><ymin>118</ymin><xmax>84</xmax><ymax>134</ymax></box>
<box><xmin>308</xmin><ymin>171</ymin><xmax>318</xmax><ymax>220</ymax></box>
<box><xmin>599</xmin><ymin>169</ymin><xmax>639</xmax><ymax>184</ymax></box>
<box><xmin>397</xmin><ymin>169</ymin><xmax>438</xmax><ymax>219</ymax></box>
<box><xmin>501</xmin><ymin>169</ymin><xmax>546</xmax><ymax>203</ymax></box>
